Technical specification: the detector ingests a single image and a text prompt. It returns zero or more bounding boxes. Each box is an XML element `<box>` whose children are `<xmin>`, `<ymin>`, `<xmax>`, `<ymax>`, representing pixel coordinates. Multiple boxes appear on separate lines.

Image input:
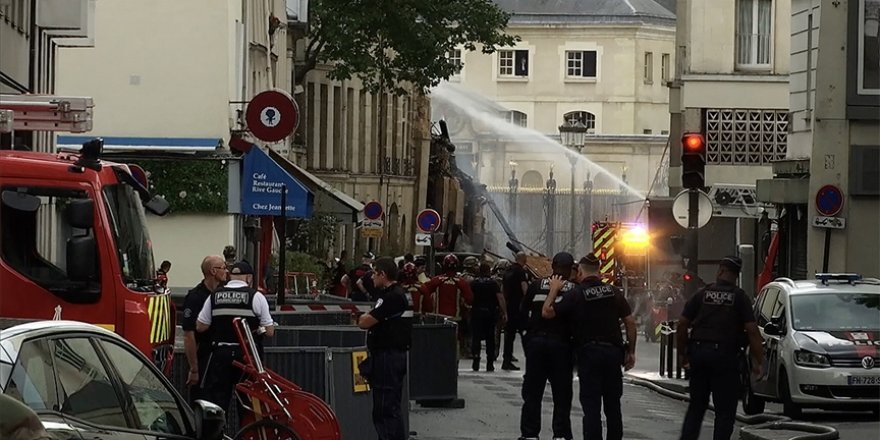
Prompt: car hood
<box><xmin>794</xmin><ymin>330</ymin><xmax>880</xmax><ymax>357</ymax></box>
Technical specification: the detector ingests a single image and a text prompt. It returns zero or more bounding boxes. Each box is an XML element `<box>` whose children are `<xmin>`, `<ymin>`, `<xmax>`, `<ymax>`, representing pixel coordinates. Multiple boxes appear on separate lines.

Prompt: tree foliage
<box><xmin>298</xmin><ymin>0</ymin><xmax>518</xmax><ymax>95</ymax></box>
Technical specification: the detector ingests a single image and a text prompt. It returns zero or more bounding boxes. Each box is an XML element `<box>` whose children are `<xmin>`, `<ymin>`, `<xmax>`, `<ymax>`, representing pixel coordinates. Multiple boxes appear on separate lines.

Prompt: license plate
<box><xmin>847</xmin><ymin>375</ymin><xmax>879</xmax><ymax>385</ymax></box>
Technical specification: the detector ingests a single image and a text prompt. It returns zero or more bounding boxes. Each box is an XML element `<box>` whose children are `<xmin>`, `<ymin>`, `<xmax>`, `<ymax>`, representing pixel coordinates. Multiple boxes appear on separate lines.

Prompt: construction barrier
<box><xmin>273</xmin><ymin>310</ymin><xmax>354</xmax><ymax>326</ymax></box>
<box><xmin>266</xmin><ymin>325</ymin><xmax>367</xmax><ymax>347</ymax></box>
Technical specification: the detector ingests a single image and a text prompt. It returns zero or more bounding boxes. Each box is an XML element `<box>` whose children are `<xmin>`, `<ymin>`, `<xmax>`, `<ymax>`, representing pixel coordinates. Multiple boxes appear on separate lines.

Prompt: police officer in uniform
<box><xmin>196</xmin><ymin>261</ymin><xmax>275</xmax><ymax>412</ymax></box>
<box><xmin>518</xmin><ymin>252</ymin><xmax>578</xmax><ymax>440</ymax></box>
<box><xmin>358</xmin><ymin>257</ymin><xmax>413</xmax><ymax>440</ymax></box>
<box><xmin>547</xmin><ymin>254</ymin><xmax>636</xmax><ymax>440</ymax></box>
<box><xmin>677</xmin><ymin>256</ymin><xmax>763</xmax><ymax>440</ymax></box>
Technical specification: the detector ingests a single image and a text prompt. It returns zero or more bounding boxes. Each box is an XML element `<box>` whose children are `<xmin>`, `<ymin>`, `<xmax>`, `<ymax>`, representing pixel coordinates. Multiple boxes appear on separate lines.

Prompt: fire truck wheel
<box><xmin>234</xmin><ymin>419</ymin><xmax>302</xmax><ymax>440</ymax></box>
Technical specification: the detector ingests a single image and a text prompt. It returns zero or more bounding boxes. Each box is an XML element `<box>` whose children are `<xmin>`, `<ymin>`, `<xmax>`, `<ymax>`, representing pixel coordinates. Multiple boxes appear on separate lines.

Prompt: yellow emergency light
<box><xmin>621</xmin><ymin>226</ymin><xmax>650</xmax><ymax>255</ymax></box>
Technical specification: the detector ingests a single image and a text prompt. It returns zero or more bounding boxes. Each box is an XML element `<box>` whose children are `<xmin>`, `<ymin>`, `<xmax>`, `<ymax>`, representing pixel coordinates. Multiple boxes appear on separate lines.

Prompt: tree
<box><xmin>297</xmin><ymin>0</ymin><xmax>518</xmax><ymax>95</ymax></box>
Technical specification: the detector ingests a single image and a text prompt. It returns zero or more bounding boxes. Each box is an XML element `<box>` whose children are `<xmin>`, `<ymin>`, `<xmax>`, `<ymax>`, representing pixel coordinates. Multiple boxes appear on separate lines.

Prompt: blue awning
<box><xmin>57</xmin><ymin>135</ymin><xmax>221</xmax><ymax>151</ymax></box>
<box><xmin>241</xmin><ymin>146</ymin><xmax>313</xmax><ymax>218</ymax></box>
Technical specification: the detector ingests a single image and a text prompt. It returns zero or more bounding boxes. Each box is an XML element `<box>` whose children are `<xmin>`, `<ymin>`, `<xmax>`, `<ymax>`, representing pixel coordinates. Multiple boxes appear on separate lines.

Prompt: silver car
<box><xmin>1</xmin><ymin>320</ymin><xmax>226</xmax><ymax>440</ymax></box>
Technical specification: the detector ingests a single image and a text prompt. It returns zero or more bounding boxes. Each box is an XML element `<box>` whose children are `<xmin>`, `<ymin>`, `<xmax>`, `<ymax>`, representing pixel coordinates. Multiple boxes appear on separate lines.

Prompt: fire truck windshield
<box><xmin>103</xmin><ymin>183</ymin><xmax>156</xmax><ymax>291</ymax></box>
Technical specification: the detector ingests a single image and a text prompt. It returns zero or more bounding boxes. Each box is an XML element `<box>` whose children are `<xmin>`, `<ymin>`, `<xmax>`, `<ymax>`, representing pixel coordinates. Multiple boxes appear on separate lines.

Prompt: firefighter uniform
<box><xmin>400</xmin><ymin>263</ymin><xmax>425</xmax><ymax>314</ymax></box>
<box><xmin>554</xmin><ymin>256</ymin><xmax>632</xmax><ymax>440</ymax></box>
<box><xmin>519</xmin><ymin>253</ymin><xmax>577</xmax><ymax>440</ymax></box>
<box><xmin>196</xmin><ymin>263</ymin><xmax>274</xmax><ymax>411</ymax></box>
<box><xmin>679</xmin><ymin>257</ymin><xmax>755</xmax><ymax>440</ymax></box>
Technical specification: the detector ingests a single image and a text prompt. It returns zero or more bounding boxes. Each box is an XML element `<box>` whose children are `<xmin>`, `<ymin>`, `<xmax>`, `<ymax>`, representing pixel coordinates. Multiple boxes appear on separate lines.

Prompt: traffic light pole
<box><xmin>685</xmin><ymin>188</ymin><xmax>700</xmax><ymax>299</ymax></box>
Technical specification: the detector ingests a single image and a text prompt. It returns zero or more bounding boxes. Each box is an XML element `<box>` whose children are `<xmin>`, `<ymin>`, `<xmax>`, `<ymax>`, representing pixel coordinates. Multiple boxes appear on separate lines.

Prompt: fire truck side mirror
<box><xmin>67</xmin><ymin>236</ymin><xmax>97</xmax><ymax>283</ymax></box>
<box><xmin>145</xmin><ymin>195</ymin><xmax>170</xmax><ymax>216</ymax></box>
<box><xmin>66</xmin><ymin>199</ymin><xmax>94</xmax><ymax>229</ymax></box>
<box><xmin>1</xmin><ymin>190</ymin><xmax>40</xmax><ymax>212</ymax></box>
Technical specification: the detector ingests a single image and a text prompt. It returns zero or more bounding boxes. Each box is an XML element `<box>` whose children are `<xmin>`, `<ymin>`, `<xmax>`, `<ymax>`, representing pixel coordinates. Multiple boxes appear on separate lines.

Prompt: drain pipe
<box><xmin>626</xmin><ymin>377</ymin><xmax>839</xmax><ymax>440</ymax></box>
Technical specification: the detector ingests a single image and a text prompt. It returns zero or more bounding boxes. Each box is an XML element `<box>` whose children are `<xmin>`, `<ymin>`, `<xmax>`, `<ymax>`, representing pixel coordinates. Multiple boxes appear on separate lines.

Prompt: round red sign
<box><xmin>245</xmin><ymin>89</ymin><xmax>300</xmax><ymax>143</ymax></box>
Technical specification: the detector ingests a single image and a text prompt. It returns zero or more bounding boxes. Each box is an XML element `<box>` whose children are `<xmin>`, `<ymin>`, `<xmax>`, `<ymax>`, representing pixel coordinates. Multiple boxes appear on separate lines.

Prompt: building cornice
<box><xmin>679</xmin><ymin>73</ymin><xmax>790</xmax><ymax>83</ymax></box>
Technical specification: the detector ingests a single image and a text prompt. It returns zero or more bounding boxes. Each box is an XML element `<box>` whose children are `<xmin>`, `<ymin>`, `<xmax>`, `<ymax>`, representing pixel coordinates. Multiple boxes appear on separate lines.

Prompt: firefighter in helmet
<box><xmin>461</xmin><ymin>256</ymin><xmax>480</xmax><ymax>282</ymax></box>
<box><xmin>400</xmin><ymin>262</ymin><xmax>426</xmax><ymax>314</ymax></box>
<box><xmin>421</xmin><ymin>254</ymin><xmax>474</xmax><ymax>357</ymax></box>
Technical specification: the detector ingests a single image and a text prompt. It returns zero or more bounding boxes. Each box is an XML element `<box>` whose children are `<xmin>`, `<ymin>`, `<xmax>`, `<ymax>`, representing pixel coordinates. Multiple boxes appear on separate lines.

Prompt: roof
<box><xmin>772</xmin><ymin>278</ymin><xmax>880</xmax><ymax>295</ymax></box>
<box><xmin>494</xmin><ymin>0</ymin><xmax>676</xmax><ymax>26</ymax></box>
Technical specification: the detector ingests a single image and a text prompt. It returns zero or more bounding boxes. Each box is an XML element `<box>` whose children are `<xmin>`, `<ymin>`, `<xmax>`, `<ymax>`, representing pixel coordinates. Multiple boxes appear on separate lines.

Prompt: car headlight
<box><xmin>794</xmin><ymin>350</ymin><xmax>830</xmax><ymax>368</ymax></box>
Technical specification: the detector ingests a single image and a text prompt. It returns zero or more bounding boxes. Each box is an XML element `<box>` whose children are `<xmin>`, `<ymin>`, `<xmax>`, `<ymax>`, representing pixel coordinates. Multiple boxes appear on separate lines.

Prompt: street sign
<box><xmin>245</xmin><ymin>89</ymin><xmax>300</xmax><ymax>143</ymax></box>
<box><xmin>812</xmin><ymin>216</ymin><xmax>846</xmax><ymax>229</ymax></box>
<box><xmin>672</xmin><ymin>190</ymin><xmax>713</xmax><ymax>229</ymax></box>
<box><xmin>415</xmin><ymin>233</ymin><xmax>432</xmax><ymax>247</ymax></box>
<box><xmin>815</xmin><ymin>185</ymin><xmax>844</xmax><ymax>216</ymax></box>
<box><xmin>417</xmin><ymin>209</ymin><xmax>442</xmax><ymax>233</ymax></box>
<box><xmin>360</xmin><ymin>228</ymin><xmax>383</xmax><ymax>238</ymax></box>
<box><xmin>362</xmin><ymin>219</ymin><xmax>384</xmax><ymax>228</ymax></box>
<box><xmin>364</xmin><ymin>201</ymin><xmax>384</xmax><ymax>220</ymax></box>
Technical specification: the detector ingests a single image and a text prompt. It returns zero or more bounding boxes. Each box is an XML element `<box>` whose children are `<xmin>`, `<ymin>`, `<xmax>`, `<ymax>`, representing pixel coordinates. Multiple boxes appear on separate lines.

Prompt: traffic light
<box><xmin>683</xmin><ymin>272</ymin><xmax>693</xmax><ymax>282</ymax></box>
<box><xmin>681</xmin><ymin>132</ymin><xmax>706</xmax><ymax>189</ymax></box>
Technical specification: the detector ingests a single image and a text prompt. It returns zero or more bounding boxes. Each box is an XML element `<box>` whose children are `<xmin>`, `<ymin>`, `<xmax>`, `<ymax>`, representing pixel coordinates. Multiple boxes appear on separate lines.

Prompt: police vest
<box><xmin>577</xmin><ymin>278</ymin><xmax>625</xmax><ymax>347</ymax></box>
<box><xmin>524</xmin><ymin>277</ymin><xmax>574</xmax><ymax>340</ymax></box>
<box><xmin>210</xmin><ymin>285</ymin><xmax>259</xmax><ymax>344</ymax></box>
<box><xmin>690</xmin><ymin>283</ymin><xmax>745</xmax><ymax>346</ymax></box>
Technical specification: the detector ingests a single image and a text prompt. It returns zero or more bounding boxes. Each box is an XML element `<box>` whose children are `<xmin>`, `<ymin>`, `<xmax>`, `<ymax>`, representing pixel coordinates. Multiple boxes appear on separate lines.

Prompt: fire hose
<box><xmin>626</xmin><ymin>377</ymin><xmax>839</xmax><ymax>440</ymax></box>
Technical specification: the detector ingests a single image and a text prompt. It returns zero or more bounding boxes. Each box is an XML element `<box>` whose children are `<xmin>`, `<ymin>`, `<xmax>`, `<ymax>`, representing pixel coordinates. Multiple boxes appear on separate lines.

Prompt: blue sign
<box><xmin>241</xmin><ymin>147</ymin><xmax>313</xmax><ymax>217</ymax></box>
<box><xmin>417</xmin><ymin>209</ymin><xmax>441</xmax><ymax>233</ymax></box>
<box><xmin>815</xmin><ymin>185</ymin><xmax>844</xmax><ymax>217</ymax></box>
<box><xmin>364</xmin><ymin>201</ymin><xmax>383</xmax><ymax>220</ymax></box>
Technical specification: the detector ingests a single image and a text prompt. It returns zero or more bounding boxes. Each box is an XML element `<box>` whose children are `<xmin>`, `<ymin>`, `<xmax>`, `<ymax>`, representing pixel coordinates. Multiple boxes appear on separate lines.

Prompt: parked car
<box><xmin>743</xmin><ymin>273</ymin><xmax>880</xmax><ymax>417</ymax></box>
<box><xmin>0</xmin><ymin>320</ymin><xmax>226</xmax><ymax>440</ymax></box>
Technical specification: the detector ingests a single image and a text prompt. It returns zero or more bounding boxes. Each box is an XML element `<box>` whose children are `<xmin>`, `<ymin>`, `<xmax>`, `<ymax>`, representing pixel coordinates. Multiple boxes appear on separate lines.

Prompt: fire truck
<box><xmin>591</xmin><ymin>221</ymin><xmax>650</xmax><ymax>290</ymax></box>
<box><xmin>0</xmin><ymin>94</ymin><xmax>176</xmax><ymax>373</ymax></box>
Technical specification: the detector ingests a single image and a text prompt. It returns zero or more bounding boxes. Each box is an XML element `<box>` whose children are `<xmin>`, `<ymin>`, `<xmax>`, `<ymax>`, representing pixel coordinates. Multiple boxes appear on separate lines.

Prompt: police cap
<box><xmin>551</xmin><ymin>252</ymin><xmax>575</xmax><ymax>269</ymax></box>
<box><xmin>230</xmin><ymin>261</ymin><xmax>254</xmax><ymax>275</ymax></box>
<box><xmin>579</xmin><ymin>253</ymin><xmax>601</xmax><ymax>268</ymax></box>
<box><xmin>720</xmin><ymin>256</ymin><xmax>742</xmax><ymax>273</ymax></box>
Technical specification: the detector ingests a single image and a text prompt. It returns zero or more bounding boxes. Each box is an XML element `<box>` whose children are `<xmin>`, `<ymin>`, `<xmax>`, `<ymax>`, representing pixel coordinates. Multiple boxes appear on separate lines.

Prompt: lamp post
<box><xmin>508</xmin><ymin>161</ymin><xmax>518</xmax><ymax>230</ymax></box>
<box><xmin>545</xmin><ymin>165</ymin><xmax>557</xmax><ymax>254</ymax></box>
<box><xmin>583</xmin><ymin>171</ymin><xmax>594</xmax><ymax>248</ymax></box>
<box><xmin>559</xmin><ymin>120</ymin><xmax>588</xmax><ymax>254</ymax></box>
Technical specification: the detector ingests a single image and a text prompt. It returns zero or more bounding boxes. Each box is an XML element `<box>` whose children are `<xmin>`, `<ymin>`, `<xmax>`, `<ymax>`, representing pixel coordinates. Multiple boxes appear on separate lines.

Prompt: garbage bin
<box><xmin>408</xmin><ymin>317</ymin><xmax>461</xmax><ymax>407</ymax></box>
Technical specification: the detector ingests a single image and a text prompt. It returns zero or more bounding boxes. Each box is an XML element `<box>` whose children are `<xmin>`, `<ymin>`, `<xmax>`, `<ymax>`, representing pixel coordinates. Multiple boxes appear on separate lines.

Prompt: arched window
<box><xmin>508</xmin><ymin>111</ymin><xmax>528</xmax><ymax>127</ymax></box>
<box><xmin>520</xmin><ymin>170</ymin><xmax>543</xmax><ymax>188</ymax></box>
<box><xmin>563</xmin><ymin>111</ymin><xmax>596</xmax><ymax>131</ymax></box>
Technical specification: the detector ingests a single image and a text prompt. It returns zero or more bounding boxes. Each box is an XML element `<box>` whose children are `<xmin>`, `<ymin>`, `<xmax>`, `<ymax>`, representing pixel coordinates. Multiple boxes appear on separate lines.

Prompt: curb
<box><xmin>624</xmin><ymin>375</ymin><xmax>839</xmax><ymax>440</ymax></box>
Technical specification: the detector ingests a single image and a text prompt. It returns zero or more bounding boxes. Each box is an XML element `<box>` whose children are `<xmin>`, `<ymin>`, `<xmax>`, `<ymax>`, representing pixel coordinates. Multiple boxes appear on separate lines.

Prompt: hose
<box><xmin>626</xmin><ymin>377</ymin><xmax>839</xmax><ymax>440</ymax></box>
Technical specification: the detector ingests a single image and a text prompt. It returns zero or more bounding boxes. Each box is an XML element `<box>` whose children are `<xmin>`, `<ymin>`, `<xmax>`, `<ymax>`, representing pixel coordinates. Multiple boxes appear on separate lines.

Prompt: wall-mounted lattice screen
<box><xmin>704</xmin><ymin>109</ymin><xmax>788</xmax><ymax>165</ymax></box>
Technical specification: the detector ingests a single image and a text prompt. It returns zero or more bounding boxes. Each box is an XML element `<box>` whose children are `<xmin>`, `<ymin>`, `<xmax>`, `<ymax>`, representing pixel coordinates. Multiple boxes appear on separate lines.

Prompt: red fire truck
<box><xmin>0</xmin><ymin>95</ymin><xmax>175</xmax><ymax>373</ymax></box>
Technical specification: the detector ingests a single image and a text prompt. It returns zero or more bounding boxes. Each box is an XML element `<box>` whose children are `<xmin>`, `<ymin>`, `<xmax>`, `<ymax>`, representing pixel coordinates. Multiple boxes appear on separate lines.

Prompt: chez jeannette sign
<box><xmin>241</xmin><ymin>146</ymin><xmax>313</xmax><ymax>217</ymax></box>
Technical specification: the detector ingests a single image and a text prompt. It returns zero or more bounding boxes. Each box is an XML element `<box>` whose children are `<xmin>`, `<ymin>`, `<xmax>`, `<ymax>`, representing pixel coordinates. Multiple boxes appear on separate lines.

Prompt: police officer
<box><xmin>357</xmin><ymin>257</ymin><xmax>413</xmax><ymax>440</ymax></box>
<box><xmin>502</xmin><ymin>252</ymin><xmax>530</xmax><ymax>371</ymax></box>
<box><xmin>677</xmin><ymin>256</ymin><xmax>764</xmax><ymax>440</ymax></box>
<box><xmin>196</xmin><ymin>261</ymin><xmax>275</xmax><ymax>413</ymax></box>
<box><xmin>547</xmin><ymin>254</ymin><xmax>636</xmax><ymax>440</ymax></box>
<box><xmin>519</xmin><ymin>252</ymin><xmax>578</xmax><ymax>440</ymax></box>
<box><xmin>182</xmin><ymin>255</ymin><xmax>227</xmax><ymax>403</ymax></box>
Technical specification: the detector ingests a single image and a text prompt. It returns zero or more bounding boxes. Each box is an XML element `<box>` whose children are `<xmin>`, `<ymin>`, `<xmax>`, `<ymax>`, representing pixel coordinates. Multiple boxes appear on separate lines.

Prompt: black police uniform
<box><xmin>366</xmin><ymin>283</ymin><xmax>413</xmax><ymax>440</ymax></box>
<box><xmin>200</xmin><ymin>283</ymin><xmax>262</xmax><ymax>411</ymax></box>
<box><xmin>502</xmin><ymin>263</ymin><xmax>529</xmax><ymax>365</ymax></box>
<box><xmin>470</xmin><ymin>275</ymin><xmax>502</xmax><ymax>370</ymax></box>
<box><xmin>181</xmin><ymin>281</ymin><xmax>212</xmax><ymax>403</ymax></box>
<box><xmin>560</xmin><ymin>275</ymin><xmax>631</xmax><ymax>440</ymax></box>
<box><xmin>680</xmin><ymin>280</ymin><xmax>755</xmax><ymax>440</ymax></box>
<box><xmin>519</xmin><ymin>277</ymin><xmax>576</xmax><ymax>440</ymax></box>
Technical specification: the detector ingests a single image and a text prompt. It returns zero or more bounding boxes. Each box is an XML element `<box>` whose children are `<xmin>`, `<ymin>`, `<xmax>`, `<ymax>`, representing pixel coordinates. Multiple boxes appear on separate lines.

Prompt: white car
<box><xmin>743</xmin><ymin>273</ymin><xmax>880</xmax><ymax>417</ymax></box>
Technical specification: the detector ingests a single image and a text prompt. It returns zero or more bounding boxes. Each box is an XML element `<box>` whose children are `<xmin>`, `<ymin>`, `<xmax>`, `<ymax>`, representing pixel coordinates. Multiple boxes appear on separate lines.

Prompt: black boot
<box><xmin>486</xmin><ymin>361</ymin><xmax>495</xmax><ymax>372</ymax></box>
<box><xmin>501</xmin><ymin>360</ymin><xmax>520</xmax><ymax>371</ymax></box>
<box><xmin>472</xmin><ymin>357</ymin><xmax>480</xmax><ymax>372</ymax></box>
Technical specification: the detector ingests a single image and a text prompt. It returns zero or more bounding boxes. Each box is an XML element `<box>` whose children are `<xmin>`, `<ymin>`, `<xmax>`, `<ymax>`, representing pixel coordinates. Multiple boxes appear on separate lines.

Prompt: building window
<box><xmin>565</xmin><ymin>50</ymin><xmax>598</xmax><ymax>78</ymax></box>
<box><xmin>661</xmin><ymin>53</ymin><xmax>671</xmax><ymax>82</ymax></box>
<box><xmin>499</xmin><ymin>50</ymin><xmax>529</xmax><ymax>77</ymax></box>
<box><xmin>644</xmin><ymin>52</ymin><xmax>654</xmax><ymax>84</ymax></box>
<box><xmin>448</xmin><ymin>49</ymin><xmax>463</xmax><ymax>75</ymax></box>
<box><xmin>705</xmin><ymin>109</ymin><xmax>788</xmax><ymax>165</ymax></box>
<box><xmin>643</xmin><ymin>129</ymin><xmax>653</xmax><ymax>134</ymax></box>
<box><xmin>736</xmin><ymin>0</ymin><xmax>773</xmax><ymax>68</ymax></box>
<box><xmin>508</xmin><ymin>111</ymin><xmax>528</xmax><ymax>127</ymax></box>
<box><xmin>661</xmin><ymin>130</ymin><xmax>670</xmax><ymax>135</ymax></box>
<box><xmin>563</xmin><ymin>111</ymin><xmax>596</xmax><ymax>132</ymax></box>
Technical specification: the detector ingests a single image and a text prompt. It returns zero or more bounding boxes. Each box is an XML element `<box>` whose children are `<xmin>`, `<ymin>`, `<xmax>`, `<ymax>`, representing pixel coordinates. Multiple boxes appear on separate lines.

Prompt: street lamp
<box><xmin>508</xmin><ymin>161</ymin><xmax>518</xmax><ymax>229</ymax></box>
<box><xmin>545</xmin><ymin>164</ymin><xmax>557</xmax><ymax>254</ymax></box>
<box><xmin>583</xmin><ymin>171</ymin><xmax>594</xmax><ymax>243</ymax></box>
<box><xmin>559</xmin><ymin>119</ymin><xmax>588</xmax><ymax>254</ymax></box>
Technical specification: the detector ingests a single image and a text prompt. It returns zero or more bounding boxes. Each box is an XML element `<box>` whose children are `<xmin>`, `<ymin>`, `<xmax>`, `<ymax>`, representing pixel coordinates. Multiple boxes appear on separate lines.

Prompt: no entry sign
<box><xmin>245</xmin><ymin>89</ymin><xmax>299</xmax><ymax>143</ymax></box>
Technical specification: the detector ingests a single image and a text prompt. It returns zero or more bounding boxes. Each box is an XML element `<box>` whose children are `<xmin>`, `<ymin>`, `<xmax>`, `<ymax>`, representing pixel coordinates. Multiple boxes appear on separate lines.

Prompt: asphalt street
<box><xmin>409</xmin><ymin>340</ymin><xmax>879</xmax><ymax>440</ymax></box>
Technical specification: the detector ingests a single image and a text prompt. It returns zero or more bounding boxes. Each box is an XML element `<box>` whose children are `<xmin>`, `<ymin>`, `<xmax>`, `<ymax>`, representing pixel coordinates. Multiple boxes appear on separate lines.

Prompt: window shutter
<box><xmin>514</xmin><ymin>50</ymin><xmax>529</xmax><ymax>76</ymax></box>
<box><xmin>583</xmin><ymin>51</ymin><xmax>597</xmax><ymax>77</ymax></box>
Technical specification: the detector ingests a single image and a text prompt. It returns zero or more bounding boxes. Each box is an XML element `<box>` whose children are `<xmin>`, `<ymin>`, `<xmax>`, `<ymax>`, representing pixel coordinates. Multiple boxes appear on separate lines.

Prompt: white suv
<box><xmin>743</xmin><ymin>273</ymin><xmax>880</xmax><ymax>417</ymax></box>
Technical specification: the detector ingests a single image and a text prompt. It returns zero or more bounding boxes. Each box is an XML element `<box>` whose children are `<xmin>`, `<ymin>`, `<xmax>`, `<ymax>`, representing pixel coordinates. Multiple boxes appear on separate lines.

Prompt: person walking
<box><xmin>677</xmin><ymin>256</ymin><xmax>764</xmax><ymax>440</ymax></box>
<box><xmin>196</xmin><ymin>261</ymin><xmax>275</xmax><ymax>416</ymax></box>
<box><xmin>357</xmin><ymin>257</ymin><xmax>413</xmax><ymax>440</ymax></box>
<box><xmin>546</xmin><ymin>254</ymin><xmax>637</xmax><ymax>440</ymax></box>
<box><xmin>181</xmin><ymin>255</ymin><xmax>227</xmax><ymax>403</ymax></box>
<box><xmin>502</xmin><ymin>252</ymin><xmax>529</xmax><ymax>371</ymax></box>
<box><xmin>519</xmin><ymin>252</ymin><xmax>578</xmax><ymax>440</ymax></box>
<box><xmin>469</xmin><ymin>262</ymin><xmax>507</xmax><ymax>372</ymax></box>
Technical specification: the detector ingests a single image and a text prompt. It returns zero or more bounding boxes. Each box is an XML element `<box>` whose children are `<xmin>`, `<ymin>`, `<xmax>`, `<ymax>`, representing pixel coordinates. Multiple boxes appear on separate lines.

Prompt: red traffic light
<box><xmin>682</xmin><ymin>133</ymin><xmax>705</xmax><ymax>152</ymax></box>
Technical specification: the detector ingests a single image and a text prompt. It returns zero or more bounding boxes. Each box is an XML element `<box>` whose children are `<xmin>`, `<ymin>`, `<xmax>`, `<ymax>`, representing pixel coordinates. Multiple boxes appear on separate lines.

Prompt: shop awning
<box><xmin>57</xmin><ymin>135</ymin><xmax>221</xmax><ymax>151</ymax></box>
<box><xmin>267</xmin><ymin>148</ymin><xmax>364</xmax><ymax>223</ymax></box>
<box><xmin>242</xmin><ymin>146</ymin><xmax>313</xmax><ymax>218</ymax></box>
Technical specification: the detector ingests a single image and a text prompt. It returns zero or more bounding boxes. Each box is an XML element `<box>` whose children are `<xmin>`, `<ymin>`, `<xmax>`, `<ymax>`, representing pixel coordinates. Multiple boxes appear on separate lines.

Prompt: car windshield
<box><xmin>103</xmin><ymin>183</ymin><xmax>156</xmax><ymax>291</ymax></box>
<box><xmin>791</xmin><ymin>292</ymin><xmax>880</xmax><ymax>331</ymax></box>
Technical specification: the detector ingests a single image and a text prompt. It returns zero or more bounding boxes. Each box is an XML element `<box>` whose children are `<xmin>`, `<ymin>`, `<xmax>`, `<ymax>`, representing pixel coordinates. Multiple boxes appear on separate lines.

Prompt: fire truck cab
<box><xmin>0</xmin><ymin>95</ymin><xmax>175</xmax><ymax>372</ymax></box>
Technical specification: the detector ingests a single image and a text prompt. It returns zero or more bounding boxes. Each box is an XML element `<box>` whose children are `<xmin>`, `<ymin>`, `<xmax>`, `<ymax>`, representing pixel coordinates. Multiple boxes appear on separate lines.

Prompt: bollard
<box><xmin>659</xmin><ymin>329</ymin><xmax>667</xmax><ymax>377</ymax></box>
